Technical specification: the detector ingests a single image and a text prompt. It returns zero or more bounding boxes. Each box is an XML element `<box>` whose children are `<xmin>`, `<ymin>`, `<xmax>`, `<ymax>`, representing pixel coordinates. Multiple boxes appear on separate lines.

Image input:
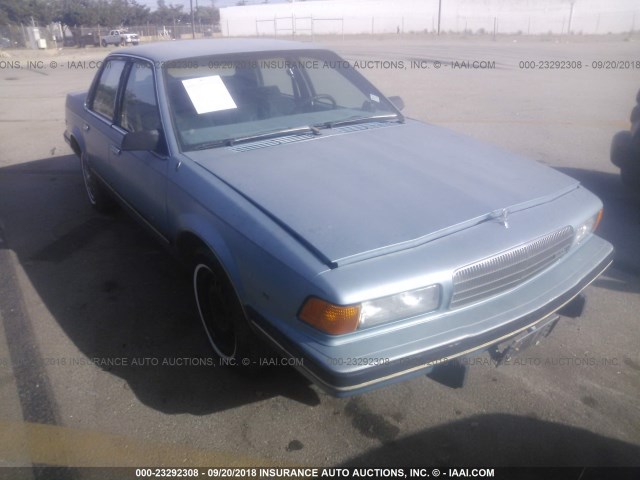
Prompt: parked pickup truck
<box><xmin>64</xmin><ymin>39</ymin><xmax>613</xmax><ymax>396</ymax></box>
<box><xmin>100</xmin><ymin>29</ymin><xmax>139</xmax><ymax>47</ymax></box>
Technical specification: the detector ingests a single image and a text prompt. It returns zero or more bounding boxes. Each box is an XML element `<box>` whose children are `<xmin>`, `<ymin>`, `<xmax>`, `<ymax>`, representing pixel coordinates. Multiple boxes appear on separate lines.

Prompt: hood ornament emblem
<box><xmin>492</xmin><ymin>208</ymin><xmax>510</xmax><ymax>229</ymax></box>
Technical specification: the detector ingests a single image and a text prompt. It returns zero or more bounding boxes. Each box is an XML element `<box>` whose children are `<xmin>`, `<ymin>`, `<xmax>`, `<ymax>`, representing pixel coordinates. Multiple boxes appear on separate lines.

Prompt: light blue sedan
<box><xmin>64</xmin><ymin>39</ymin><xmax>614</xmax><ymax>396</ymax></box>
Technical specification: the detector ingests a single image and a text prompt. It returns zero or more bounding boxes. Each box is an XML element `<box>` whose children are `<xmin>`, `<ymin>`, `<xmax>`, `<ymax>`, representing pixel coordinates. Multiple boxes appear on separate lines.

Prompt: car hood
<box><xmin>187</xmin><ymin>120</ymin><xmax>578</xmax><ymax>267</ymax></box>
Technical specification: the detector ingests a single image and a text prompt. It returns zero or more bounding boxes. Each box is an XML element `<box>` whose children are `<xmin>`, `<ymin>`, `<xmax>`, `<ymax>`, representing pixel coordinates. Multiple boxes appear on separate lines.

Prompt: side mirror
<box><xmin>121</xmin><ymin>130</ymin><xmax>160</xmax><ymax>151</ymax></box>
<box><xmin>388</xmin><ymin>95</ymin><xmax>405</xmax><ymax>111</ymax></box>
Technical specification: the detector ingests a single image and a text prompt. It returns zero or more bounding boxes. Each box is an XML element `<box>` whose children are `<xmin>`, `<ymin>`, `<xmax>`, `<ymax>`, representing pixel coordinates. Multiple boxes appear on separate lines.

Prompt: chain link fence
<box><xmin>219</xmin><ymin>0</ymin><xmax>640</xmax><ymax>38</ymax></box>
<box><xmin>0</xmin><ymin>24</ymin><xmax>60</xmax><ymax>49</ymax></box>
<box><xmin>222</xmin><ymin>11</ymin><xmax>639</xmax><ymax>38</ymax></box>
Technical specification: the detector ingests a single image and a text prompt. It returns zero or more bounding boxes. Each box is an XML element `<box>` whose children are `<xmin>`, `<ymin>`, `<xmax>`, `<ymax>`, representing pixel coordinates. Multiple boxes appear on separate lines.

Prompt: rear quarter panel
<box><xmin>65</xmin><ymin>92</ymin><xmax>89</xmax><ymax>154</ymax></box>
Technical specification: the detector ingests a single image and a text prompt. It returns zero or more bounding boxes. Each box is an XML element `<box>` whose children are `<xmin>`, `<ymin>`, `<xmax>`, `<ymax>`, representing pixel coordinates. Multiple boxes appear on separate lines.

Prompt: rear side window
<box><xmin>91</xmin><ymin>59</ymin><xmax>126</xmax><ymax>120</ymax></box>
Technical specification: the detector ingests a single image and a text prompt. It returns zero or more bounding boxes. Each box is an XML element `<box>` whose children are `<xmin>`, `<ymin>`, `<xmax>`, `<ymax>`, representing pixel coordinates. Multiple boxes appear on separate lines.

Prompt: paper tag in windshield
<box><xmin>370</xmin><ymin>93</ymin><xmax>380</xmax><ymax>103</ymax></box>
<box><xmin>182</xmin><ymin>75</ymin><xmax>237</xmax><ymax>114</ymax></box>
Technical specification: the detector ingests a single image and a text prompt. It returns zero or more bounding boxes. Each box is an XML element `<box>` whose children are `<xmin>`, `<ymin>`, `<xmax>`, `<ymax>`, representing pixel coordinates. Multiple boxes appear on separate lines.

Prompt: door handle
<box><xmin>110</xmin><ymin>144</ymin><xmax>121</xmax><ymax>156</ymax></box>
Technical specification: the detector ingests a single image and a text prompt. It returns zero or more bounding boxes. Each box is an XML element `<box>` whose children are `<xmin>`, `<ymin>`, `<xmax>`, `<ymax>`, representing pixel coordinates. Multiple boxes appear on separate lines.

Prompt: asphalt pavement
<box><xmin>0</xmin><ymin>35</ymin><xmax>638</xmax><ymax>473</ymax></box>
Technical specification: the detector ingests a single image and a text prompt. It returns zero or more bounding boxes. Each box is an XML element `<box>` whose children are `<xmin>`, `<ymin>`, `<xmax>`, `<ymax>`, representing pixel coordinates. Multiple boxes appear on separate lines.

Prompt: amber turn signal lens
<box><xmin>299</xmin><ymin>297</ymin><xmax>361</xmax><ymax>335</ymax></box>
<box><xmin>593</xmin><ymin>208</ymin><xmax>603</xmax><ymax>232</ymax></box>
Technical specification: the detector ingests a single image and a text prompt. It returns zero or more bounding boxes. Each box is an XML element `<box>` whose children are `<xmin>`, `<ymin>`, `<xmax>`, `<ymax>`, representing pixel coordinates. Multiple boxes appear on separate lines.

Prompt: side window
<box><xmin>120</xmin><ymin>61</ymin><xmax>162</xmax><ymax>133</ymax></box>
<box><xmin>91</xmin><ymin>59</ymin><xmax>126</xmax><ymax>120</ymax></box>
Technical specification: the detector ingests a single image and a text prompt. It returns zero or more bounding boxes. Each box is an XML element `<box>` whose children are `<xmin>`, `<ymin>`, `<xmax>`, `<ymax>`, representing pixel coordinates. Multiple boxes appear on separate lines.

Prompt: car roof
<box><xmin>117</xmin><ymin>38</ymin><xmax>324</xmax><ymax>62</ymax></box>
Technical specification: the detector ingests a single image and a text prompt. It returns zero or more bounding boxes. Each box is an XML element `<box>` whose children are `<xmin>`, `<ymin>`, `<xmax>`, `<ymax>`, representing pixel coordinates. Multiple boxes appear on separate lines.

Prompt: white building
<box><xmin>220</xmin><ymin>0</ymin><xmax>640</xmax><ymax>37</ymax></box>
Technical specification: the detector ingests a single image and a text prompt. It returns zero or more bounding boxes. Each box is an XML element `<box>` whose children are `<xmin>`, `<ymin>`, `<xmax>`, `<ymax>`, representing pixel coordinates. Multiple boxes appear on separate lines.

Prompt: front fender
<box><xmin>174</xmin><ymin>213</ymin><xmax>245</xmax><ymax>300</ymax></box>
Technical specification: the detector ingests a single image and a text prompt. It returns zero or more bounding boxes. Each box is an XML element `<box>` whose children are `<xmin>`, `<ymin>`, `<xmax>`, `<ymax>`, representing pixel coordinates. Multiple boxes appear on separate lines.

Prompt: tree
<box><xmin>0</xmin><ymin>0</ymin><xmax>211</xmax><ymax>28</ymax></box>
<box><xmin>124</xmin><ymin>0</ymin><xmax>151</xmax><ymax>26</ymax></box>
<box><xmin>56</xmin><ymin>0</ymin><xmax>100</xmax><ymax>27</ymax></box>
<box><xmin>92</xmin><ymin>0</ymin><xmax>150</xmax><ymax>27</ymax></box>
<box><xmin>195</xmin><ymin>5</ymin><xmax>219</xmax><ymax>25</ymax></box>
<box><xmin>0</xmin><ymin>0</ymin><xmax>59</xmax><ymax>25</ymax></box>
<box><xmin>151</xmin><ymin>0</ymin><xmax>187</xmax><ymax>25</ymax></box>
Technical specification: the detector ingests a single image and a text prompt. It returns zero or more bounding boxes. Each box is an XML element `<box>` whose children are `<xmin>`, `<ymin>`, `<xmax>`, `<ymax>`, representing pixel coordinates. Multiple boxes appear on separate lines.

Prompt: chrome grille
<box><xmin>451</xmin><ymin>226</ymin><xmax>574</xmax><ymax>308</ymax></box>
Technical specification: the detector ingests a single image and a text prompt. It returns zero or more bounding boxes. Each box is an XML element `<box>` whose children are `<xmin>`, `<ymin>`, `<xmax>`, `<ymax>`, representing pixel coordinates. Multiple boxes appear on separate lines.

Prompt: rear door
<box><xmin>84</xmin><ymin>58</ymin><xmax>127</xmax><ymax>185</ymax></box>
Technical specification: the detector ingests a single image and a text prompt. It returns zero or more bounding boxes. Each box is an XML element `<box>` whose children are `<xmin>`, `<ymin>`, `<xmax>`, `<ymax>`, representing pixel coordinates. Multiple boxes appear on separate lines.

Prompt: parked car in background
<box><xmin>611</xmin><ymin>88</ymin><xmax>640</xmax><ymax>191</ymax></box>
<box><xmin>101</xmin><ymin>29</ymin><xmax>139</xmax><ymax>47</ymax></box>
<box><xmin>76</xmin><ymin>31</ymin><xmax>101</xmax><ymax>48</ymax></box>
<box><xmin>64</xmin><ymin>39</ymin><xmax>613</xmax><ymax>396</ymax></box>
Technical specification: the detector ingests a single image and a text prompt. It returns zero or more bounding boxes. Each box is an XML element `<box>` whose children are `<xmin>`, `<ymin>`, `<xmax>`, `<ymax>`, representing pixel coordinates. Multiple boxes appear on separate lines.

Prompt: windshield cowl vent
<box><xmin>227</xmin><ymin>121</ymin><xmax>395</xmax><ymax>152</ymax></box>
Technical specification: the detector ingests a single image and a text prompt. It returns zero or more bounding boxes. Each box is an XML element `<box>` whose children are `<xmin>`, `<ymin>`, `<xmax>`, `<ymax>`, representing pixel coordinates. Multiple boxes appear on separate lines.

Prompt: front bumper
<box><xmin>249</xmin><ymin>235</ymin><xmax>613</xmax><ymax>396</ymax></box>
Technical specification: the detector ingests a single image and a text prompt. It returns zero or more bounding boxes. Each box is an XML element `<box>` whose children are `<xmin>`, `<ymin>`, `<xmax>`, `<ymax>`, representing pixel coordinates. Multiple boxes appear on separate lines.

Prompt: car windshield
<box><xmin>163</xmin><ymin>50</ymin><xmax>401</xmax><ymax>151</ymax></box>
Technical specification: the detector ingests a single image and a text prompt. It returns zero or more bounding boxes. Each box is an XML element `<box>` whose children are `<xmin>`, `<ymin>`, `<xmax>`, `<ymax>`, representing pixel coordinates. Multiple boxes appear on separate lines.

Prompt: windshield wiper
<box><xmin>194</xmin><ymin>126</ymin><xmax>321</xmax><ymax>150</ymax></box>
<box><xmin>194</xmin><ymin>139</ymin><xmax>232</xmax><ymax>150</ymax></box>
<box><xmin>316</xmin><ymin>113</ymin><xmax>404</xmax><ymax>130</ymax></box>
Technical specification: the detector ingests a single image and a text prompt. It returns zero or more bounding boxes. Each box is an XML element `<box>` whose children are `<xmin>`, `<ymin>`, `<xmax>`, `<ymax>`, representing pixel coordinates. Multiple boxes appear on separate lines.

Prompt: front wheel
<box><xmin>193</xmin><ymin>252</ymin><xmax>261</xmax><ymax>366</ymax></box>
<box><xmin>101</xmin><ymin>39</ymin><xmax>107</xmax><ymax>47</ymax></box>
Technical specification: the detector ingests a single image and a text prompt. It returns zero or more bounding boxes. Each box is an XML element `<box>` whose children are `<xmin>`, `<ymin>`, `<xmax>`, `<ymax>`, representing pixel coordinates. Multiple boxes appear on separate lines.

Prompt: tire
<box><xmin>192</xmin><ymin>251</ymin><xmax>262</xmax><ymax>367</ymax></box>
<box><xmin>620</xmin><ymin>162</ymin><xmax>640</xmax><ymax>192</ymax></box>
<box><xmin>610</xmin><ymin>130</ymin><xmax>636</xmax><ymax>168</ymax></box>
<box><xmin>80</xmin><ymin>151</ymin><xmax>117</xmax><ymax>213</ymax></box>
<box><xmin>101</xmin><ymin>39</ymin><xmax>107</xmax><ymax>47</ymax></box>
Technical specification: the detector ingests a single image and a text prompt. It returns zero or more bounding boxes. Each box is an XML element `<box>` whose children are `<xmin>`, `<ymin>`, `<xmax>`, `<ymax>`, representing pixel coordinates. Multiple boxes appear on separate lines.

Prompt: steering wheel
<box><xmin>298</xmin><ymin>94</ymin><xmax>337</xmax><ymax>110</ymax></box>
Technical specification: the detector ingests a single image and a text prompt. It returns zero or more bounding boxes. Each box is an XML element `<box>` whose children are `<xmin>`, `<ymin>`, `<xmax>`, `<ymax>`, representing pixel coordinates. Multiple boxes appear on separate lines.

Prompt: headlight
<box><xmin>360</xmin><ymin>285</ymin><xmax>440</xmax><ymax>328</ymax></box>
<box><xmin>575</xmin><ymin>209</ymin><xmax>603</xmax><ymax>244</ymax></box>
<box><xmin>299</xmin><ymin>284</ymin><xmax>441</xmax><ymax>335</ymax></box>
